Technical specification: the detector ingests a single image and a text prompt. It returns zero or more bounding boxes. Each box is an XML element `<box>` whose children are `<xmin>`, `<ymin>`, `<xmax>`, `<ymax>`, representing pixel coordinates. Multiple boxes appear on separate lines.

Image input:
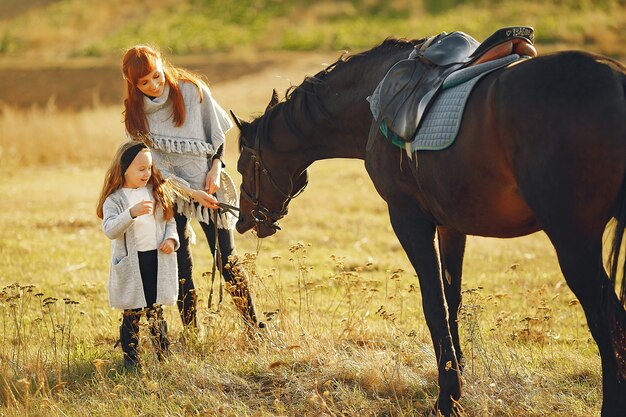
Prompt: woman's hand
<box><xmin>205</xmin><ymin>159</ymin><xmax>222</xmax><ymax>195</ymax></box>
<box><xmin>160</xmin><ymin>238</ymin><xmax>176</xmax><ymax>254</ymax></box>
<box><xmin>130</xmin><ymin>200</ymin><xmax>153</xmax><ymax>218</ymax></box>
<box><xmin>191</xmin><ymin>189</ymin><xmax>219</xmax><ymax>209</ymax></box>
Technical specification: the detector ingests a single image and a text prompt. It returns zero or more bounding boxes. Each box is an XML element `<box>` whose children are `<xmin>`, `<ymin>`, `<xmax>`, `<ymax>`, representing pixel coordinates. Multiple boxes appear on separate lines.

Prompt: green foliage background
<box><xmin>0</xmin><ymin>0</ymin><xmax>624</xmax><ymax>58</ymax></box>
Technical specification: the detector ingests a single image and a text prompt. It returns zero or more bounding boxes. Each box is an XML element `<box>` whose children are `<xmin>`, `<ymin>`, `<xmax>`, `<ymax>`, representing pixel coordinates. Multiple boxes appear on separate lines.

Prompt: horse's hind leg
<box><xmin>548</xmin><ymin>238</ymin><xmax>626</xmax><ymax>417</ymax></box>
<box><xmin>437</xmin><ymin>226</ymin><xmax>467</xmax><ymax>370</ymax></box>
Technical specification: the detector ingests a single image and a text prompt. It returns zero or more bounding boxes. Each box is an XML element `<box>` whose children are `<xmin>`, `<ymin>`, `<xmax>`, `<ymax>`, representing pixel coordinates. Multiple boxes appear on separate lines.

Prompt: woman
<box><xmin>121</xmin><ymin>45</ymin><xmax>261</xmax><ymax>331</ymax></box>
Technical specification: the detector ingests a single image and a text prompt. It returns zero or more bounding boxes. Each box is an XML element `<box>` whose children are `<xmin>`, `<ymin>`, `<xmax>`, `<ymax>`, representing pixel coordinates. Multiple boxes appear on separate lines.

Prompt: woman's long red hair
<box><xmin>96</xmin><ymin>141</ymin><xmax>175</xmax><ymax>221</ymax></box>
<box><xmin>121</xmin><ymin>45</ymin><xmax>208</xmax><ymax>138</ymax></box>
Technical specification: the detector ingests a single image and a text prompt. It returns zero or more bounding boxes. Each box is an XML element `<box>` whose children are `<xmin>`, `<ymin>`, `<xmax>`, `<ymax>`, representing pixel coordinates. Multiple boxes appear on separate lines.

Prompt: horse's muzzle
<box><xmin>255</xmin><ymin>223</ymin><xmax>278</xmax><ymax>238</ymax></box>
<box><xmin>236</xmin><ymin>216</ymin><xmax>279</xmax><ymax>238</ymax></box>
<box><xmin>236</xmin><ymin>217</ymin><xmax>255</xmax><ymax>234</ymax></box>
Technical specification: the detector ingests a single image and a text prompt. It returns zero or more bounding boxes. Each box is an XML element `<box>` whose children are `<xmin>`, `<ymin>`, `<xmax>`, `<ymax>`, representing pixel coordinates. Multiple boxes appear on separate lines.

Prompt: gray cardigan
<box><xmin>102</xmin><ymin>188</ymin><xmax>180</xmax><ymax>310</ymax></box>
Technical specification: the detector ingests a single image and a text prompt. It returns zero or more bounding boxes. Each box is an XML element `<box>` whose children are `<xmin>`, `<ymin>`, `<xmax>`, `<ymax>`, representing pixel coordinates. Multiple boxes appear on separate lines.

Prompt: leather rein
<box><xmin>239</xmin><ymin>111</ymin><xmax>308</xmax><ymax>233</ymax></box>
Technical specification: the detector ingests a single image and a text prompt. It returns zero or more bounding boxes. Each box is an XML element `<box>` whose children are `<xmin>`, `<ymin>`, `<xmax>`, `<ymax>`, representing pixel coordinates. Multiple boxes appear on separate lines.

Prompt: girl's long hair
<box><xmin>96</xmin><ymin>141</ymin><xmax>175</xmax><ymax>221</ymax></box>
<box><xmin>121</xmin><ymin>45</ymin><xmax>208</xmax><ymax>138</ymax></box>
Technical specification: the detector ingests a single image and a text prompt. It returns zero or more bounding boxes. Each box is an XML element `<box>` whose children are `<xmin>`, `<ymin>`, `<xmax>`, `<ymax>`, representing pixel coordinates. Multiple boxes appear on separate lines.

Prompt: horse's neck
<box><xmin>304</xmin><ymin>48</ymin><xmax>413</xmax><ymax>162</ymax></box>
<box><xmin>290</xmin><ymin>109</ymin><xmax>369</xmax><ymax>165</ymax></box>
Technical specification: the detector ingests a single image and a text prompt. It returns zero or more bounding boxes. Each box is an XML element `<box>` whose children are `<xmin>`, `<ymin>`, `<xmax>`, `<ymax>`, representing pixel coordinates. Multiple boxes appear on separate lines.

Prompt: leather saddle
<box><xmin>376</xmin><ymin>26</ymin><xmax>536</xmax><ymax>142</ymax></box>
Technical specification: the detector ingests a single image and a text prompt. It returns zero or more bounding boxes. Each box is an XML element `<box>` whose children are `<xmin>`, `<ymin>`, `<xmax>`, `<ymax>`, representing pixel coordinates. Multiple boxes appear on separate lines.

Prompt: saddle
<box><xmin>375</xmin><ymin>26</ymin><xmax>536</xmax><ymax>142</ymax></box>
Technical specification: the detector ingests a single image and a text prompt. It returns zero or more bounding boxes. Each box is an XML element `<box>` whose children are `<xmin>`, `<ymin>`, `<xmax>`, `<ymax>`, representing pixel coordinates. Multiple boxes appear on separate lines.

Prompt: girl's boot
<box><xmin>120</xmin><ymin>311</ymin><xmax>141</xmax><ymax>370</ymax></box>
<box><xmin>148</xmin><ymin>306</ymin><xmax>170</xmax><ymax>361</ymax></box>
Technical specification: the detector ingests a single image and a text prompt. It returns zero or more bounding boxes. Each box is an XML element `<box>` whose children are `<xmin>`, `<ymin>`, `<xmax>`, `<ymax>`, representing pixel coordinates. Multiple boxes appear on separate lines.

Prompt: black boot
<box><xmin>148</xmin><ymin>306</ymin><xmax>170</xmax><ymax>361</ymax></box>
<box><xmin>120</xmin><ymin>311</ymin><xmax>141</xmax><ymax>370</ymax></box>
<box><xmin>224</xmin><ymin>258</ymin><xmax>265</xmax><ymax>329</ymax></box>
<box><xmin>177</xmin><ymin>278</ymin><xmax>198</xmax><ymax>330</ymax></box>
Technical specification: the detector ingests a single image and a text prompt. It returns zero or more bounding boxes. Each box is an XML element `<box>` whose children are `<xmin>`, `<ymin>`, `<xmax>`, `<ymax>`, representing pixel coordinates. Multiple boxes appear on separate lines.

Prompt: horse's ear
<box><xmin>266</xmin><ymin>89</ymin><xmax>280</xmax><ymax>111</ymax></box>
<box><xmin>230</xmin><ymin>110</ymin><xmax>245</xmax><ymax>131</ymax></box>
<box><xmin>230</xmin><ymin>110</ymin><xmax>253</xmax><ymax>147</ymax></box>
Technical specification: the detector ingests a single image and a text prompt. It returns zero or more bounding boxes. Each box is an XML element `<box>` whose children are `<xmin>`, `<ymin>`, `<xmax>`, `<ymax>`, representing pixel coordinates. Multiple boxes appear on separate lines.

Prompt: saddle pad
<box><xmin>409</xmin><ymin>54</ymin><xmax>522</xmax><ymax>152</ymax></box>
<box><xmin>405</xmin><ymin>78</ymin><xmax>478</xmax><ymax>151</ymax></box>
<box><xmin>369</xmin><ymin>54</ymin><xmax>525</xmax><ymax>151</ymax></box>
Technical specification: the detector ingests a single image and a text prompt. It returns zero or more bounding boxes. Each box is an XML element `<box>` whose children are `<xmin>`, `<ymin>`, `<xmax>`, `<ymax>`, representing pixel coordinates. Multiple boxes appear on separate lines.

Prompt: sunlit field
<box><xmin>2</xmin><ymin>0</ymin><xmax>625</xmax><ymax>415</ymax></box>
<box><xmin>0</xmin><ymin>92</ymin><xmax>605</xmax><ymax>417</ymax></box>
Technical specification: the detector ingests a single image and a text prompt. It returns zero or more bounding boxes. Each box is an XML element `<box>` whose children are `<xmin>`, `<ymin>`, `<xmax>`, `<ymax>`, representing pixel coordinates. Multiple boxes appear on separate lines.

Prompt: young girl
<box><xmin>121</xmin><ymin>45</ymin><xmax>262</xmax><ymax>331</ymax></box>
<box><xmin>97</xmin><ymin>141</ymin><xmax>179</xmax><ymax>369</ymax></box>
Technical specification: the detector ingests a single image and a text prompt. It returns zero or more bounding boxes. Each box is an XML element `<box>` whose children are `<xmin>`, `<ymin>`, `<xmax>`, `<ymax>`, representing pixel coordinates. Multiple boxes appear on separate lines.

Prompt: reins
<box><xmin>206</xmin><ymin>209</ymin><xmax>223</xmax><ymax>312</ymax></box>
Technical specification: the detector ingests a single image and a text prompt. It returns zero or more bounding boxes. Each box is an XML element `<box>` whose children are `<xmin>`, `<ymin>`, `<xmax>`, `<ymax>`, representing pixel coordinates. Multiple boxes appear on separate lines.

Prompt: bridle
<box><xmin>237</xmin><ymin>110</ymin><xmax>308</xmax><ymax>233</ymax></box>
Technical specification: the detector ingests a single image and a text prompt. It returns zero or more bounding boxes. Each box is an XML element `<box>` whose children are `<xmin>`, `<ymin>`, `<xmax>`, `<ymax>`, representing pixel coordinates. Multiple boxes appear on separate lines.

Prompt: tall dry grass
<box><xmin>0</xmin><ymin>227</ymin><xmax>601</xmax><ymax>416</ymax></box>
<box><xmin>0</xmin><ymin>104</ymin><xmax>125</xmax><ymax>169</ymax></box>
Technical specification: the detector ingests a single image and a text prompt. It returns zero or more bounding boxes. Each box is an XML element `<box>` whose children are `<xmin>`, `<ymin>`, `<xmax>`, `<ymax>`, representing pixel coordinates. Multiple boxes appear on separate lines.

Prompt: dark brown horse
<box><xmin>232</xmin><ymin>38</ymin><xmax>626</xmax><ymax>416</ymax></box>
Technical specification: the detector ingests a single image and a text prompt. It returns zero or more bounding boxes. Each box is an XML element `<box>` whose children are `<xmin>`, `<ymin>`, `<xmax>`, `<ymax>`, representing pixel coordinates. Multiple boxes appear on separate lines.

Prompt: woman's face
<box><xmin>136</xmin><ymin>59</ymin><xmax>165</xmax><ymax>97</ymax></box>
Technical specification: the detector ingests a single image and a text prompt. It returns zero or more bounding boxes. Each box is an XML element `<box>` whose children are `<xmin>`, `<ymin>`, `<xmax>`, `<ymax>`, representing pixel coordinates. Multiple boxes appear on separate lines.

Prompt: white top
<box><xmin>122</xmin><ymin>187</ymin><xmax>158</xmax><ymax>251</ymax></box>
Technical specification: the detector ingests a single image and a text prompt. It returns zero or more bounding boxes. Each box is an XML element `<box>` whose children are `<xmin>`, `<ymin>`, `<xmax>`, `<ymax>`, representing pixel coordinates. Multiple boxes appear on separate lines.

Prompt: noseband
<box><xmin>239</xmin><ymin>113</ymin><xmax>308</xmax><ymax>233</ymax></box>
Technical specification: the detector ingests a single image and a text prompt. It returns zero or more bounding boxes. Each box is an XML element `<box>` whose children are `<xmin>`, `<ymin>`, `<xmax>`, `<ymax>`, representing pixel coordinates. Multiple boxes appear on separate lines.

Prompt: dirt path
<box><xmin>0</xmin><ymin>51</ymin><xmax>339</xmax><ymax>111</ymax></box>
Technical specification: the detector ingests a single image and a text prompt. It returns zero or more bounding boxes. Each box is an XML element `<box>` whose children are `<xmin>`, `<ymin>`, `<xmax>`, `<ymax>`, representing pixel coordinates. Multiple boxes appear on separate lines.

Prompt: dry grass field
<box><xmin>0</xmin><ymin>50</ymin><xmax>611</xmax><ymax>416</ymax></box>
<box><xmin>1</xmin><ymin>1</ymin><xmax>625</xmax><ymax>416</ymax></box>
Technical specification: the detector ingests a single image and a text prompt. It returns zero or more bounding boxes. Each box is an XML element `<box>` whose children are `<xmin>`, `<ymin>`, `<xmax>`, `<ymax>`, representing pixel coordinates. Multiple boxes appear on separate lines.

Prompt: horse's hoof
<box><xmin>432</xmin><ymin>398</ymin><xmax>465</xmax><ymax>417</ymax></box>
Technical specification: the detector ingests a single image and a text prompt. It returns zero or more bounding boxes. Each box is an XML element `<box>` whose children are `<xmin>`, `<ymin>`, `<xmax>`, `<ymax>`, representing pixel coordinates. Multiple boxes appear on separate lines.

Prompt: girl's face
<box><xmin>136</xmin><ymin>59</ymin><xmax>165</xmax><ymax>97</ymax></box>
<box><xmin>123</xmin><ymin>150</ymin><xmax>152</xmax><ymax>189</ymax></box>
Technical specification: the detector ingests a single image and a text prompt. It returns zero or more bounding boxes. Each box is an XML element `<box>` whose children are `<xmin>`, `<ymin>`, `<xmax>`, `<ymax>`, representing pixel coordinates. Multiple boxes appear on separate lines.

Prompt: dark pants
<box><xmin>138</xmin><ymin>249</ymin><xmax>158</xmax><ymax>307</ymax></box>
<box><xmin>174</xmin><ymin>210</ymin><xmax>259</xmax><ymax>328</ymax></box>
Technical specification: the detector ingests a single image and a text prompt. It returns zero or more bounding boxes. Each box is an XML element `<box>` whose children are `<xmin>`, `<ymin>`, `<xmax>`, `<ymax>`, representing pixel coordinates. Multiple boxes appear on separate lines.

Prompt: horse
<box><xmin>231</xmin><ymin>38</ymin><xmax>626</xmax><ymax>416</ymax></box>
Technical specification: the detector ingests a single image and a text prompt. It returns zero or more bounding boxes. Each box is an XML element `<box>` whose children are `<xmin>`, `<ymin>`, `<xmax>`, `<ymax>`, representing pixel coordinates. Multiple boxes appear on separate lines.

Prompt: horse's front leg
<box><xmin>437</xmin><ymin>226</ymin><xmax>467</xmax><ymax>372</ymax></box>
<box><xmin>388</xmin><ymin>204</ymin><xmax>462</xmax><ymax>416</ymax></box>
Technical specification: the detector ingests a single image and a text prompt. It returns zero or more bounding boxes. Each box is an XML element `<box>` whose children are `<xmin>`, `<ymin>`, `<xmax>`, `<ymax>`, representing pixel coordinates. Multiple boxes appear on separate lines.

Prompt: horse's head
<box><xmin>232</xmin><ymin>91</ymin><xmax>309</xmax><ymax>238</ymax></box>
<box><xmin>232</xmin><ymin>39</ymin><xmax>420</xmax><ymax>237</ymax></box>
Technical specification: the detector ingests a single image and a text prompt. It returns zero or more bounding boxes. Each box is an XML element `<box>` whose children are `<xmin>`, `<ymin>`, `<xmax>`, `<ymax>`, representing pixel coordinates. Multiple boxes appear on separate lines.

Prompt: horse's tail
<box><xmin>608</xmin><ymin>73</ymin><xmax>626</xmax><ymax>307</ymax></box>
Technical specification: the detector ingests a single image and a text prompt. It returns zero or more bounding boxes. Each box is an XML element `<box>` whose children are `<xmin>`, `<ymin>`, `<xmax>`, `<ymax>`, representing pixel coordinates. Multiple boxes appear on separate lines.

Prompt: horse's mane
<box><xmin>285</xmin><ymin>37</ymin><xmax>424</xmax><ymax>99</ymax></box>
<box><xmin>239</xmin><ymin>37</ymin><xmax>425</xmax><ymax>150</ymax></box>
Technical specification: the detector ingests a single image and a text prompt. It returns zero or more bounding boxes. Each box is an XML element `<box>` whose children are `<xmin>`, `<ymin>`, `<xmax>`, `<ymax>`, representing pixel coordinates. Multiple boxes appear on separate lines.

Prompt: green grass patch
<box><xmin>0</xmin><ymin>0</ymin><xmax>624</xmax><ymax>59</ymax></box>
